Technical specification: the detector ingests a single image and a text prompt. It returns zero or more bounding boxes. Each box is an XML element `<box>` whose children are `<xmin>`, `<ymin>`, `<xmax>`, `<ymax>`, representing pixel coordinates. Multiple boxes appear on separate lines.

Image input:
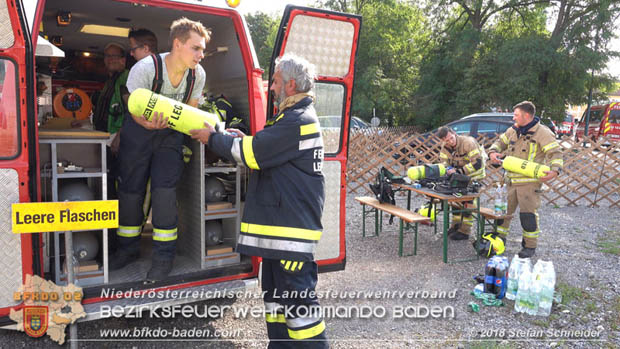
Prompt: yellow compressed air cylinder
<box><xmin>502</xmin><ymin>156</ymin><xmax>551</xmax><ymax>179</ymax></box>
<box><xmin>127</xmin><ymin>88</ymin><xmax>220</xmax><ymax>136</ymax></box>
<box><xmin>407</xmin><ymin>164</ymin><xmax>446</xmax><ymax>181</ymax></box>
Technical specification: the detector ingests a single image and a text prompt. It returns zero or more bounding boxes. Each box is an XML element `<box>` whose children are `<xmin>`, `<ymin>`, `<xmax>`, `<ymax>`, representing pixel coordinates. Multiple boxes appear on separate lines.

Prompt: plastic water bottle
<box><xmin>500</xmin><ymin>183</ymin><xmax>508</xmax><ymax>214</ymax></box>
<box><xmin>536</xmin><ymin>260</ymin><xmax>556</xmax><ymax>316</ymax></box>
<box><xmin>506</xmin><ymin>255</ymin><xmax>523</xmax><ymax>300</ymax></box>
<box><xmin>515</xmin><ymin>262</ymin><xmax>533</xmax><ymax>313</ymax></box>
<box><xmin>494</xmin><ymin>183</ymin><xmax>503</xmax><ymax>215</ymax></box>
<box><xmin>530</xmin><ymin>264</ymin><xmax>543</xmax><ymax>315</ymax></box>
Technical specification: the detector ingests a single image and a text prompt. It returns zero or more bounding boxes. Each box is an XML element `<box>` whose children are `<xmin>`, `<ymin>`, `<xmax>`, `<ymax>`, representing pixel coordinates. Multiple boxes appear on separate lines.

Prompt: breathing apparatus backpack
<box><xmin>369</xmin><ymin>167</ymin><xmax>406</xmax><ymax>224</ymax></box>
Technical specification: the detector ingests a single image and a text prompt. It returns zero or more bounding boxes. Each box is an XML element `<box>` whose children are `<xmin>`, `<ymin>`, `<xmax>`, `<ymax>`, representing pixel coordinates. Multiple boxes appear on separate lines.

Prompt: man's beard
<box><xmin>275</xmin><ymin>85</ymin><xmax>286</xmax><ymax>107</ymax></box>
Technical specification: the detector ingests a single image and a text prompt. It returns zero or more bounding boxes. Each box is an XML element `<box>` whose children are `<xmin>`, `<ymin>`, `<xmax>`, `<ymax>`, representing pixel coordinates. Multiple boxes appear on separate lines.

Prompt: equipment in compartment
<box><xmin>205</xmin><ymin>220</ymin><xmax>223</xmax><ymax>247</ymax></box>
<box><xmin>205</xmin><ymin>175</ymin><xmax>227</xmax><ymax>203</ymax></box>
<box><xmin>58</xmin><ymin>180</ymin><xmax>94</xmax><ymax>201</ymax></box>
<box><xmin>53</xmin><ymin>87</ymin><xmax>92</xmax><ymax>120</ymax></box>
<box><xmin>72</xmin><ymin>231</ymin><xmax>100</xmax><ymax>262</ymax></box>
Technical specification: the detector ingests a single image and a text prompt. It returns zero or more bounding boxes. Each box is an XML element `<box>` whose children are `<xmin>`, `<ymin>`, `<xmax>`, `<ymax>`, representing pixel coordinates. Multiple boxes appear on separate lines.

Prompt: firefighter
<box><xmin>437</xmin><ymin>126</ymin><xmax>486</xmax><ymax>240</ymax></box>
<box><xmin>190</xmin><ymin>54</ymin><xmax>328</xmax><ymax>348</ymax></box>
<box><xmin>111</xmin><ymin>18</ymin><xmax>209</xmax><ymax>281</ymax></box>
<box><xmin>128</xmin><ymin>28</ymin><xmax>158</xmax><ymax>62</ymax></box>
<box><xmin>488</xmin><ymin>101</ymin><xmax>563</xmax><ymax>258</ymax></box>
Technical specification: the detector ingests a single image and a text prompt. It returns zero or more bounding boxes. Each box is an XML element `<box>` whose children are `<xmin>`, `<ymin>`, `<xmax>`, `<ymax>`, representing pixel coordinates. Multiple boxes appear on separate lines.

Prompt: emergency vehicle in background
<box><xmin>575</xmin><ymin>103</ymin><xmax>620</xmax><ymax>142</ymax></box>
<box><xmin>0</xmin><ymin>0</ymin><xmax>360</xmax><ymax>326</ymax></box>
<box><xmin>556</xmin><ymin>114</ymin><xmax>575</xmax><ymax>138</ymax></box>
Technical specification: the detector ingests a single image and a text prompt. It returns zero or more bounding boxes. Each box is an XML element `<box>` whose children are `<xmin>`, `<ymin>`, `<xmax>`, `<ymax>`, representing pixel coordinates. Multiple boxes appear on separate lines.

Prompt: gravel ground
<box><xmin>2</xmin><ymin>193</ymin><xmax>619</xmax><ymax>348</ymax></box>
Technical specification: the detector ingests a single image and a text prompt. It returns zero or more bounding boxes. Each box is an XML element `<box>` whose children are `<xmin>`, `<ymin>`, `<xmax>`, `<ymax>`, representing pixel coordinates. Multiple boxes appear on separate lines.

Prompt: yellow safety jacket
<box><xmin>489</xmin><ymin>122</ymin><xmax>563</xmax><ymax>185</ymax></box>
<box><xmin>439</xmin><ymin>134</ymin><xmax>486</xmax><ymax>180</ymax></box>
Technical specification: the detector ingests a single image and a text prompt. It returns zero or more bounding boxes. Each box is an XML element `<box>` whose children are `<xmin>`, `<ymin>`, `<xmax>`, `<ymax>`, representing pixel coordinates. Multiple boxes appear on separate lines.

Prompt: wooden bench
<box><xmin>355</xmin><ymin>196</ymin><xmax>431</xmax><ymax>256</ymax></box>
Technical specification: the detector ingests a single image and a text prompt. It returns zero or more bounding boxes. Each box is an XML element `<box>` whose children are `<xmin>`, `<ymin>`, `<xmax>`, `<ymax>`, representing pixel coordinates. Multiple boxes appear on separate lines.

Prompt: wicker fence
<box><xmin>345</xmin><ymin>128</ymin><xmax>620</xmax><ymax>208</ymax></box>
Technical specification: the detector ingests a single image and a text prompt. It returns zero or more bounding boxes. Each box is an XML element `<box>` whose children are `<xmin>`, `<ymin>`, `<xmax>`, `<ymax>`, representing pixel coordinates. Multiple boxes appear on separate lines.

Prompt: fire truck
<box><xmin>0</xmin><ymin>0</ymin><xmax>360</xmax><ymax>325</ymax></box>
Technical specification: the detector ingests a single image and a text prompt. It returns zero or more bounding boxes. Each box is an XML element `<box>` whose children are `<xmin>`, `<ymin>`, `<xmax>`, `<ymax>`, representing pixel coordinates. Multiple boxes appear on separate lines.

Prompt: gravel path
<box><xmin>1</xmin><ymin>193</ymin><xmax>619</xmax><ymax>348</ymax></box>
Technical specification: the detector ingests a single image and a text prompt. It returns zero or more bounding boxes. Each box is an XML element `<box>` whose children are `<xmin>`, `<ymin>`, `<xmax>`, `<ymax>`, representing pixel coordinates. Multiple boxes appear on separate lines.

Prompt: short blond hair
<box><xmin>170</xmin><ymin>17</ymin><xmax>211</xmax><ymax>45</ymax></box>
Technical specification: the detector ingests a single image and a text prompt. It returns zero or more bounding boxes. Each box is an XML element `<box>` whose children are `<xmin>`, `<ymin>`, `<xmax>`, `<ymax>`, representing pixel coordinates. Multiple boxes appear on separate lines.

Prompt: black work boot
<box><xmin>108</xmin><ymin>250</ymin><xmax>139</xmax><ymax>270</ymax></box>
<box><xmin>447</xmin><ymin>225</ymin><xmax>461</xmax><ymax>236</ymax></box>
<box><xmin>146</xmin><ymin>259</ymin><xmax>173</xmax><ymax>281</ymax></box>
<box><xmin>450</xmin><ymin>232</ymin><xmax>469</xmax><ymax>240</ymax></box>
<box><xmin>518</xmin><ymin>247</ymin><xmax>536</xmax><ymax>258</ymax></box>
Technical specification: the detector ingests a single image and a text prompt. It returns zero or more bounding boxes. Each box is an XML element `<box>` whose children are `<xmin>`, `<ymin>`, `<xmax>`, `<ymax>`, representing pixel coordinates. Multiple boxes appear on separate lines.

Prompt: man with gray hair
<box><xmin>190</xmin><ymin>53</ymin><xmax>328</xmax><ymax>347</ymax></box>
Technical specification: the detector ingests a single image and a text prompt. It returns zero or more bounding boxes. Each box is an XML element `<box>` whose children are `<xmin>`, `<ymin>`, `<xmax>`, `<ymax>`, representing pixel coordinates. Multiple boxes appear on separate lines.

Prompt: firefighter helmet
<box><xmin>417</xmin><ymin>203</ymin><xmax>435</xmax><ymax>222</ymax></box>
<box><xmin>474</xmin><ymin>233</ymin><xmax>505</xmax><ymax>257</ymax></box>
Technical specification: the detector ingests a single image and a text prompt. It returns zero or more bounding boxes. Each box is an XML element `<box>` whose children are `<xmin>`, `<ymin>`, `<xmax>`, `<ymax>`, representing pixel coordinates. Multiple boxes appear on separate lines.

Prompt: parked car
<box><xmin>397</xmin><ymin>112</ymin><xmax>556</xmax><ymax>162</ymax></box>
<box><xmin>318</xmin><ymin>115</ymin><xmax>369</xmax><ymax>130</ymax></box>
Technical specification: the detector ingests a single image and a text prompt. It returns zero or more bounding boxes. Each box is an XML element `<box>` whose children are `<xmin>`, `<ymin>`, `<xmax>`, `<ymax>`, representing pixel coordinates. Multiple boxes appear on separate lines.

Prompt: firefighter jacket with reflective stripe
<box><xmin>208</xmin><ymin>96</ymin><xmax>325</xmax><ymax>261</ymax></box>
<box><xmin>439</xmin><ymin>134</ymin><xmax>486</xmax><ymax>179</ymax></box>
<box><xmin>489</xmin><ymin>121</ymin><xmax>563</xmax><ymax>185</ymax></box>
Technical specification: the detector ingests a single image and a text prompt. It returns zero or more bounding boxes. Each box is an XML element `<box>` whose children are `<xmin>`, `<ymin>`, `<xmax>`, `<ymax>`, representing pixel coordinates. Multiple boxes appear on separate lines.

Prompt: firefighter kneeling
<box><xmin>488</xmin><ymin>101</ymin><xmax>563</xmax><ymax>258</ymax></box>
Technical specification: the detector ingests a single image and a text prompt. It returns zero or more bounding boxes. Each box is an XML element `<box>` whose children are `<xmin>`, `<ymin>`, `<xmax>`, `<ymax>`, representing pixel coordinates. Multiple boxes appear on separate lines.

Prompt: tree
<box><xmin>414</xmin><ymin>0</ymin><xmax>620</xmax><ymax>129</ymax></box>
<box><xmin>245</xmin><ymin>12</ymin><xmax>279</xmax><ymax>78</ymax></box>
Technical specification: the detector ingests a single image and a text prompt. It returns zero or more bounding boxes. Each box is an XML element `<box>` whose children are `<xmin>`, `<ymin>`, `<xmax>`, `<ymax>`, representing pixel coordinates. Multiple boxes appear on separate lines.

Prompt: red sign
<box><xmin>24</xmin><ymin>306</ymin><xmax>48</xmax><ymax>338</ymax></box>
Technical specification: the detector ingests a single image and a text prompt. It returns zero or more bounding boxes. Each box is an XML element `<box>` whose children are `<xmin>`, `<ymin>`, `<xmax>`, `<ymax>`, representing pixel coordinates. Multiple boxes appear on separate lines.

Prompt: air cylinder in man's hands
<box><xmin>127</xmin><ymin>88</ymin><xmax>220</xmax><ymax>136</ymax></box>
<box><xmin>501</xmin><ymin>156</ymin><xmax>551</xmax><ymax>179</ymax></box>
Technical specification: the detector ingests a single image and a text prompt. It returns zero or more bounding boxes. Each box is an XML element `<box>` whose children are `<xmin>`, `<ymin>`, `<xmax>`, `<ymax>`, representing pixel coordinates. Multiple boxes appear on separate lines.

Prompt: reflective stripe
<box><xmin>300</xmin><ymin>123</ymin><xmax>320</xmax><ymax>136</ymax></box>
<box><xmin>298</xmin><ymin>262</ymin><xmax>304</xmax><ymax>270</ymax></box>
<box><xmin>604</xmin><ymin>124</ymin><xmax>611</xmax><ymax>133</ymax></box>
<box><xmin>509</xmin><ymin>177</ymin><xmax>539</xmax><ymax>184</ymax></box>
<box><xmin>231</xmin><ymin>138</ymin><xmax>243</xmax><ymax>165</ymax></box>
<box><xmin>550</xmin><ymin>159</ymin><xmax>564</xmax><ymax>167</ymax></box>
<box><xmin>496</xmin><ymin>226</ymin><xmax>509</xmax><ymax>235</ymax></box>
<box><xmin>464</xmin><ymin>163</ymin><xmax>475</xmax><ymax>173</ymax></box>
<box><xmin>542</xmin><ymin>142</ymin><xmax>559</xmax><ymax>153</ymax></box>
<box><xmin>284</xmin><ymin>260</ymin><xmax>292</xmax><ymax>270</ymax></box>
<box><xmin>242</xmin><ymin>136</ymin><xmax>260</xmax><ymax>170</ymax></box>
<box><xmin>266</xmin><ymin>313</ymin><xmax>286</xmax><ymax>323</ymax></box>
<box><xmin>287</xmin><ymin>315</ymin><xmax>322</xmax><ymax>329</ymax></box>
<box><xmin>469</xmin><ymin>168</ymin><xmax>485</xmax><ymax>179</ymax></box>
<box><xmin>440</xmin><ymin>153</ymin><xmax>449</xmax><ymax>159</ymax></box>
<box><xmin>288</xmin><ymin>320</ymin><xmax>325</xmax><ymax>340</ymax></box>
<box><xmin>238</xmin><ymin>234</ymin><xmax>316</xmax><ymax>254</ymax></box>
<box><xmin>523</xmin><ymin>230</ymin><xmax>540</xmax><ymax>238</ymax></box>
<box><xmin>117</xmin><ymin>226</ymin><xmax>141</xmax><ymax>238</ymax></box>
<box><xmin>291</xmin><ymin>261</ymin><xmax>298</xmax><ymax>270</ymax></box>
<box><xmin>241</xmin><ymin>222</ymin><xmax>322</xmax><ymax>241</ymax></box>
<box><xmin>468</xmin><ymin>149</ymin><xmax>479</xmax><ymax>157</ymax></box>
<box><xmin>299</xmin><ymin>137</ymin><xmax>323</xmax><ymax>151</ymax></box>
<box><xmin>500</xmin><ymin>134</ymin><xmax>509</xmax><ymax>145</ymax></box>
<box><xmin>265</xmin><ymin>113</ymin><xmax>285</xmax><ymax>126</ymax></box>
<box><xmin>528</xmin><ymin>143</ymin><xmax>537</xmax><ymax>162</ymax></box>
<box><xmin>153</xmin><ymin>227</ymin><xmax>177</xmax><ymax>241</ymax></box>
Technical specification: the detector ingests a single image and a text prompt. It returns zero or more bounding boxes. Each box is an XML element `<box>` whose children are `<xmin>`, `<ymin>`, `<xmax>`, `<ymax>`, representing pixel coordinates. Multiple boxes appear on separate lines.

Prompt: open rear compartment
<box><xmin>37</xmin><ymin>0</ymin><xmax>255</xmax><ymax>292</ymax></box>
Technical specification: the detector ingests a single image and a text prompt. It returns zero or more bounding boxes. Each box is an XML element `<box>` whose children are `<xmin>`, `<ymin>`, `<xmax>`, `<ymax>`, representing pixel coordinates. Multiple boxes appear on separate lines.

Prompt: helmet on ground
<box><xmin>417</xmin><ymin>203</ymin><xmax>435</xmax><ymax>222</ymax></box>
<box><xmin>474</xmin><ymin>233</ymin><xmax>505</xmax><ymax>257</ymax></box>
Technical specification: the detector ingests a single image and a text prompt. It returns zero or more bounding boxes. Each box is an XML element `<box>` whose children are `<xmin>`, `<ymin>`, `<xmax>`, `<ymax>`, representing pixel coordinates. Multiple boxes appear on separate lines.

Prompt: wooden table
<box><xmin>394</xmin><ymin>184</ymin><xmax>482</xmax><ymax>263</ymax></box>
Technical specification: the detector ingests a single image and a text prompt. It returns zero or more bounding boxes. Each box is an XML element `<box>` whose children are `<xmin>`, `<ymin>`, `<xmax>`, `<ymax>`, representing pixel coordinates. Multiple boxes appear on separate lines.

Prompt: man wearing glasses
<box><xmin>128</xmin><ymin>28</ymin><xmax>158</xmax><ymax>62</ymax></box>
<box><xmin>92</xmin><ymin>42</ymin><xmax>129</xmax><ymax>252</ymax></box>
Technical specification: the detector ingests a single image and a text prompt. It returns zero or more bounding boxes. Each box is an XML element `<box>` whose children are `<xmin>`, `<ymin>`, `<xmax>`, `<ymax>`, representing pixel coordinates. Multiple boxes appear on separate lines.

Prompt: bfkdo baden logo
<box><xmin>24</xmin><ymin>306</ymin><xmax>49</xmax><ymax>337</ymax></box>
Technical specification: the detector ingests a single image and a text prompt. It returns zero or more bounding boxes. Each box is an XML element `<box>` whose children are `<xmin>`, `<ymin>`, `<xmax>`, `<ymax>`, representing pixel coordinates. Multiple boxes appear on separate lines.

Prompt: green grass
<box><xmin>584</xmin><ymin>300</ymin><xmax>597</xmax><ymax>313</ymax></box>
<box><xmin>556</xmin><ymin>282</ymin><xmax>585</xmax><ymax>305</ymax></box>
<box><xmin>597</xmin><ymin>236</ymin><xmax>620</xmax><ymax>255</ymax></box>
<box><xmin>467</xmin><ymin>342</ymin><xmax>516</xmax><ymax>349</ymax></box>
<box><xmin>532</xmin><ymin>319</ymin><xmax>550</xmax><ymax>328</ymax></box>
